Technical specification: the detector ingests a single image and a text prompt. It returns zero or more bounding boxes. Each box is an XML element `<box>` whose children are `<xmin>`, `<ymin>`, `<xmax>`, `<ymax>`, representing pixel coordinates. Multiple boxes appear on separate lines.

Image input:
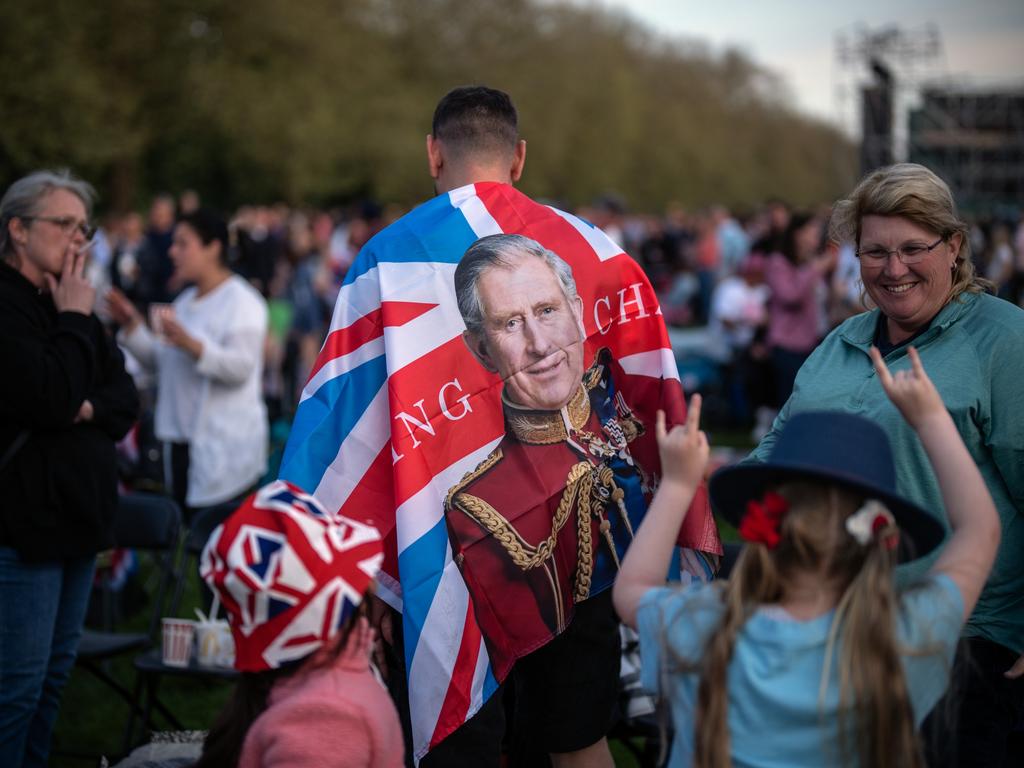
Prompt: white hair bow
<box><xmin>845</xmin><ymin>499</ymin><xmax>897</xmax><ymax>548</ymax></box>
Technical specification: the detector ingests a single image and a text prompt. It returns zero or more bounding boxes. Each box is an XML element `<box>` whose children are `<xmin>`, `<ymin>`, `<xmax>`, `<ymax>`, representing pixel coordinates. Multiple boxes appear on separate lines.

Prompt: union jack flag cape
<box><xmin>279</xmin><ymin>182</ymin><xmax>721</xmax><ymax>760</ymax></box>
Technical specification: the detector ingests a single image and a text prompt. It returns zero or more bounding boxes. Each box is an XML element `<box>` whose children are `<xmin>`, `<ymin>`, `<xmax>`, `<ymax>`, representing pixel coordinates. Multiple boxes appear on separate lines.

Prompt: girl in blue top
<box><xmin>613</xmin><ymin>347</ymin><xmax>1001</xmax><ymax>768</ymax></box>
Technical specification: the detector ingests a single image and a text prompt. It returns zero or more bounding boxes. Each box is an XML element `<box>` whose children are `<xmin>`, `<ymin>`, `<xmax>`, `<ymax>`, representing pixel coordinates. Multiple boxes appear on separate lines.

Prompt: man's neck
<box><xmin>435</xmin><ymin>166</ymin><xmax>514</xmax><ymax>194</ymax></box>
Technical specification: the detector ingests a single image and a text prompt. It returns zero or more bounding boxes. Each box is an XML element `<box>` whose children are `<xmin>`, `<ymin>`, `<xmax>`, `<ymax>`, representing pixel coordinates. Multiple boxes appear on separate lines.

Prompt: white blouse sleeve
<box><xmin>194</xmin><ymin>293</ymin><xmax>267</xmax><ymax>386</ymax></box>
<box><xmin>118</xmin><ymin>322</ymin><xmax>159</xmax><ymax>371</ymax></box>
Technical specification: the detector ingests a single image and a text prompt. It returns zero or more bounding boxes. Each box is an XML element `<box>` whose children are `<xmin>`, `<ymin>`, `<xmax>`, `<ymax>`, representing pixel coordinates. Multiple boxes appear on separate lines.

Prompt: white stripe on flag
<box><xmin>396</xmin><ymin>437</ymin><xmax>503</xmax><ymax>555</ymax></box>
<box><xmin>409</xmin><ymin>549</ymin><xmax>469</xmax><ymax>756</ymax></box>
<box><xmin>375</xmin><ymin>571</ymin><xmax>403</xmax><ymax>612</ymax></box>
<box><xmin>449</xmin><ymin>186</ymin><xmax>503</xmax><ymax>237</ymax></box>
<box><xmin>329</xmin><ymin>265</ymin><xmax>385</xmax><ymax>335</ymax></box>
<box><xmin>546</xmin><ymin>207</ymin><xmax>624</xmax><ymax>262</ymax></box>
<box><xmin>467</xmin><ymin>636</ymin><xmax>491</xmax><ymax>718</ymax></box>
<box><xmin>377</xmin><ymin>262</ymin><xmax>466</xmax><ymax>374</ymax></box>
<box><xmin>619</xmin><ymin>347</ymin><xmax>680</xmax><ymax>380</ymax></box>
<box><xmin>303</xmin><ymin>261</ymin><xmax>461</xmax><ymax>403</ymax></box>
<box><xmin>300</xmin><ymin>336</ymin><xmax>384</xmax><ymax>403</ymax></box>
<box><xmin>312</xmin><ymin>384</ymin><xmax>389</xmax><ymax>513</ymax></box>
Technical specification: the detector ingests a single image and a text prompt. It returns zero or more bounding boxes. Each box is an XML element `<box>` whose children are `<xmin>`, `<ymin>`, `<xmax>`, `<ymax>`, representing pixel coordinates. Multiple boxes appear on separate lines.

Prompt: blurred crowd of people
<box><xmin>77</xmin><ymin>191</ymin><xmax>1024</xmax><ymax>450</ymax></box>
<box><xmin>84</xmin><ymin>194</ymin><xmax>394</xmax><ymax>426</ymax></box>
<box><xmin>592</xmin><ymin>197</ymin><xmax>1024</xmax><ymax>436</ymax></box>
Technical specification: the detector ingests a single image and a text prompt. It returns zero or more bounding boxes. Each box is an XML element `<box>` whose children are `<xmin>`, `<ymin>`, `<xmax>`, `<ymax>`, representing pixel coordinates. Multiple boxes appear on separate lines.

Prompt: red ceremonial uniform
<box><xmin>444</xmin><ymin>352</ymin><xmax>648</xmax><ymax>681</ymax></box>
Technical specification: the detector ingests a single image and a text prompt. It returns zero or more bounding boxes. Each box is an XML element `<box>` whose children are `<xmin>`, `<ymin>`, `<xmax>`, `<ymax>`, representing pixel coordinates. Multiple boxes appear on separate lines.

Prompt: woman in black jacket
<box><xmin>0</xmin><ymin>170</ymin><xmax>139</xmax><ymax>768</ymax></box>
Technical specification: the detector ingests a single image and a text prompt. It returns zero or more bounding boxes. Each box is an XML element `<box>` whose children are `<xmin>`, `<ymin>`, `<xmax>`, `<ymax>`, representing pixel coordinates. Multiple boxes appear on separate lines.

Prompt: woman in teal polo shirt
<box><xmin>750</xmin><ymin>163</ymin><xmax>1024</xmax><ymax>767</ymax></box>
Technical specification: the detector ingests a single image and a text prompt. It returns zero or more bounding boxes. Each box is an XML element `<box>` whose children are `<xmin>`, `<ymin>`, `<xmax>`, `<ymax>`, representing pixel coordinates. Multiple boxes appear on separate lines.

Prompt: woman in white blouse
<box><xmin>108</xmin><ymin>209</ymin><xmax>268</xmax><ymax>521</ymax></box>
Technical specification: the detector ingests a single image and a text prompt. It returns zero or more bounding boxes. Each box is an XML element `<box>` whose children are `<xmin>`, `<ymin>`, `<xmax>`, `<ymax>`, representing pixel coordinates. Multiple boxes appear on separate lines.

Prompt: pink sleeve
<box><xmin>766</xmin><ymin>256</ymin><xmax>819</xmax><ymax>307</ymax></box>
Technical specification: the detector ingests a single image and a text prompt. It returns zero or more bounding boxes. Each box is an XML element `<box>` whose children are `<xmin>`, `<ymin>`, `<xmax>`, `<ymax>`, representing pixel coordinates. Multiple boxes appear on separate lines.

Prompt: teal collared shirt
<box><xmin>749</xmin><ymin>292</ymin><xmax>1024</xmax><ymax>653</ymax></box>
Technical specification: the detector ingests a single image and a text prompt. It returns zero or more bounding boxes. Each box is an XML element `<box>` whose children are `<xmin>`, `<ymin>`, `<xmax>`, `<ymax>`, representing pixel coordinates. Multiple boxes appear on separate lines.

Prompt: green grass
<box><xmin>51</xmin><ymin>557</ymin><xmax>232</xmax><ymax>766</ymax></box>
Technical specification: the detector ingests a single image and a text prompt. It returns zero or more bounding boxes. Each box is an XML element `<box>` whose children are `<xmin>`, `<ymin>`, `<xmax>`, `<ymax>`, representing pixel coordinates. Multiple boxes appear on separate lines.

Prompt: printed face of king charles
<box><xmin>463</xmin><ymin>251</ymin><xmax>586</xmax><ymax>411</ymax></box>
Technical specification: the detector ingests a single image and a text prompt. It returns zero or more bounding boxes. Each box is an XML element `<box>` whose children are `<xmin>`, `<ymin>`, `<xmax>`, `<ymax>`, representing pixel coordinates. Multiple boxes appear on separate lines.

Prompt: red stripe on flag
<box><xmin>308</xmin><ymin>301</ymin><xmax>438</xmax><ymax>382</ymax></box>
<box><xmin>475</xmin><ymin>185</ymin><xmax>666</xmax><ymax>348</ymax></box>
<box><xmin>338</xmin><ymin>441</ymin><xmax>400</xmax><ymax>576</ymax></box>
<box><xmin>430</xmin><ymin>601</ymin><xmax>484</xmax><ymax>750</ymax></box>
<box><xmin>387</xmin><ymin>337</ymin><xmax>504</xmax><ymax>508</ymax></box>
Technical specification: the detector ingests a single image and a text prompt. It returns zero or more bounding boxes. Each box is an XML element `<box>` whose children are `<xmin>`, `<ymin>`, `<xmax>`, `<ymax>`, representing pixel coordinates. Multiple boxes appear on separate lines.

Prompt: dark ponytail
<box><xmin>194</xmin><ymin>601</ymin><xmax>365</xmax><ymax>767</ymax></box>
<box><xmin>193</xmin><ymin>667</ymin><xmax>291</xmax><ymax>768</ymax></box>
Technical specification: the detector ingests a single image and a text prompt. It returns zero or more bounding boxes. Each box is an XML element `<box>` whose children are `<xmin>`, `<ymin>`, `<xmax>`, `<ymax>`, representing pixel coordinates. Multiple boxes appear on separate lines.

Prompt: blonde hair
<box><xmin>829</xmin><ymin>163</ymin><xmax>992</xmax><ymax>302</ymax></box>
<box><xmin>669</xmin><ymin>481</ymin><xmax>923</xmax><ymax>768</ymax></box>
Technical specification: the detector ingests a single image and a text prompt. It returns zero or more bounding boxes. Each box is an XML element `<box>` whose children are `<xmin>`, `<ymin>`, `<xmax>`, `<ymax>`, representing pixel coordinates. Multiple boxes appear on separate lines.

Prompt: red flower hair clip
<box><xmin>738</xmin><ymin>491</ymin><xmax>789</xmax><ymax>549</ymax></box>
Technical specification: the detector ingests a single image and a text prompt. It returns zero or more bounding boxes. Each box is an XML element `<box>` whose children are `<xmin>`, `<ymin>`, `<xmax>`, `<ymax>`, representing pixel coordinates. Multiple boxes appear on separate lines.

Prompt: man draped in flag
<box><xmin>279</xmin><ymin>85</ymin><xmax>722</xmax><ymax>766</ymax></box>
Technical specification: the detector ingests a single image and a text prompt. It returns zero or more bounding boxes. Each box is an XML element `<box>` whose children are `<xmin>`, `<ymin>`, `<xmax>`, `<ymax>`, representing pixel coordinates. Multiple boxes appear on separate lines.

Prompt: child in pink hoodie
<box><xmin>194</xmin><ymin>480</ymin><xmax>404</xmax><ymax>768</ymax></box>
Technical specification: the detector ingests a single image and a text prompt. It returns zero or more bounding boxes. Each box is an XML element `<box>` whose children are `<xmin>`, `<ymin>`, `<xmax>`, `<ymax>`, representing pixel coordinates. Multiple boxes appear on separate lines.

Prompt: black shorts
<box><xmin>513</xmin><ymin>588</ymin><xmax>622</xmax><ymax>754</ymax></box>
<box><xmin>414</xmin><ymin>590</ymin><xmax>621</xmax><ymax>766</ymax></box>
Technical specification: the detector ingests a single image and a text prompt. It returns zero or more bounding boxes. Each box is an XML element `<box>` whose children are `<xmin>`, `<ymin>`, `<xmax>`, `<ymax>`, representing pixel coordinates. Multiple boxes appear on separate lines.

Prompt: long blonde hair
<box><xmin>670</xmin><ymin>481</ymin><xmax>923</xmax><ymax>768</ymax></box>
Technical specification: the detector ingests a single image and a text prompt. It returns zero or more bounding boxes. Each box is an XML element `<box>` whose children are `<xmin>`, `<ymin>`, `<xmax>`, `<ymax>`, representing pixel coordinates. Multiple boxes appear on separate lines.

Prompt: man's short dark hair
<box><xmin>431</xmin><ymin>86</ymin><xmax>518</xmax><ymax>161</ymax></box>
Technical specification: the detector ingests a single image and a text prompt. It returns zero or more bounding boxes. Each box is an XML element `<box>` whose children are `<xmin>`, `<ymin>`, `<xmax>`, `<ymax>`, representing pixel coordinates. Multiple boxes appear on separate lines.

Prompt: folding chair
<box><xmin>67</xmin><ymin>493</ymin><xmax>183</xmax><ymax>760</ymax></box>
<box><xmin>124</xmin><ymin>500</ymin><xmax>240</xmax><ymax>751</ymax></box>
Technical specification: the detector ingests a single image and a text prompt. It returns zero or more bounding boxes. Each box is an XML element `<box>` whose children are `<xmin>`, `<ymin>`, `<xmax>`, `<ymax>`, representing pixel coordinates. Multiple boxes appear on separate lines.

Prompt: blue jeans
<box><xmin>0</xmin><ymin>548</ymin><xmax>96</xmax><ymax>768</ymax></box>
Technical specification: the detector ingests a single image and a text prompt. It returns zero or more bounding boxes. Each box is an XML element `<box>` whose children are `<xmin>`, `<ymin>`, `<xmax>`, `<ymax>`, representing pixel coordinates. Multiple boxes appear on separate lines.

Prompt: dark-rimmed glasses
<box><xmin>856</xmin><ymin>237</ymin><xmax>945</xmax><ymax>265</ymax></box>
<box><xmin>21</xmin><ymin>215</ymin><xmax>97</xmax><ymax>242</ymax></box>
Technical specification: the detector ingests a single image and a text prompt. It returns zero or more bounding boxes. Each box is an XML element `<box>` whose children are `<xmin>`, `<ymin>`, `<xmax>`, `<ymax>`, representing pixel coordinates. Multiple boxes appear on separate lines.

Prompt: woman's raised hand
<box><xmin>45</xmin><ymin>250</ymin><xmax>95</xmax><ymax>316</ymax></box>
<box><xmin>105</xmin><ymin>287</ymin><xmax>141</xmax><ymax>331</ymax></box>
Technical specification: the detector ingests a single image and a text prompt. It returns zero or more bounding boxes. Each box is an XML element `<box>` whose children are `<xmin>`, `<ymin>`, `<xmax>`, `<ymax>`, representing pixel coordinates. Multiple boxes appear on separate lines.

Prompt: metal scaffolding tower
<box><xmin>834</xmin><ymin>23</ymin><xmax>945</xmax><ymax>173</ymax></box>
<box><xmin>835</xmin><ymin>23</ymin><xmax>1024</xmax><ymax>212</ymax></box>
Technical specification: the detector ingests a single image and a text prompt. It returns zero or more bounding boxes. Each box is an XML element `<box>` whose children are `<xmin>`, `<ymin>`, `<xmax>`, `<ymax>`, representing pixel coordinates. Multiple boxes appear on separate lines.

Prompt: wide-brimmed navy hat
<box><xmin>709</xmin><ymin>411</ymin><xmax>945</xmax><ymax>561</ymax></box>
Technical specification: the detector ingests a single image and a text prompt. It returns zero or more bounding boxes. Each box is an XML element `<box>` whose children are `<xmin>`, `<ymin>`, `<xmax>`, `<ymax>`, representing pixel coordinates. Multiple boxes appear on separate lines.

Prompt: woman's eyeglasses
<box><xmin>22</xmin><ymin>215</ymin><xmax>97</xmax><ymax>242</ymax></box>
<box><xmin>856</xmin><ymin>237</ymin><xmax>945</xmax><ymax>265</ymax></box>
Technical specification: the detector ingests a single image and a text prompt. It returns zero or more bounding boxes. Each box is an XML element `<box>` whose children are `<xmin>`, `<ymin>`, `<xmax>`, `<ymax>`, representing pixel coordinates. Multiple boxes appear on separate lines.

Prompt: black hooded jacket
<box><xmin>0</xmin><ymin>260</ymin><xmax>139</xmax><ymax>560</ymax></box>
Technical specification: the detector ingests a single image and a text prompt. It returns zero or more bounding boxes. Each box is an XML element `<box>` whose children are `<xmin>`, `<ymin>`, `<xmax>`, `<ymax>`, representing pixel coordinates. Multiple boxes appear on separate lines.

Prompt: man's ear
<box><xmin>462</xmin><ymin>330</ymin><xmax>498</xmax><ymax>373</ymax></box>
<box><xmin>426</xmin><ymin>135</ymin><xmax>443</xmax><ymax>180</ymax></box>
<box><xmin>572</xmin><ymin>295</ymin><xmax>586</xmax><ymax>339</ymax></box>
<box><xmin>510</xmin><ymin>139</ymin><xmax>526</xmax><ymax>183</ymax></box>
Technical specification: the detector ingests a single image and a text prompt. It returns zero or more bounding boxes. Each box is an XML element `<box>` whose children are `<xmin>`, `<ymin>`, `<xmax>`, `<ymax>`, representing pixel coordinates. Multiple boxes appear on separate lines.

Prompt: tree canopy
<box><xmin>0</xmin><ymin>0</ymin><xmax>855</xmax><ymax>212</ymax></box>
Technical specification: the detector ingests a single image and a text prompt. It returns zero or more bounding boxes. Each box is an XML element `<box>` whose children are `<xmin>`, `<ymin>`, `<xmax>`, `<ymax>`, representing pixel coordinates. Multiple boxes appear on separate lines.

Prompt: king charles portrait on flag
<box><xmin>279</xmin><ymin>179</ymin><xmax>721</xmax><ymax>758</ymax></box>
<box><xmin>445</xmin><ymin>234</ymin><xmax>656</xmax><ymax>675</ymax></box>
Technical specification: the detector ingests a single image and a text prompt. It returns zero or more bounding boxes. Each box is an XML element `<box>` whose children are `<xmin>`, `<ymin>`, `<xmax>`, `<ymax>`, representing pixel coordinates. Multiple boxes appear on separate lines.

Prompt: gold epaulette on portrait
<box><xmin>444</xmin><ymin>447</ymin><xmax>504</xmax><ymax>515</ymax></box>
<box><xmin>447</xmin><ymin>458</ymin><xmax>593</xmax><ymax>578</ymax></box>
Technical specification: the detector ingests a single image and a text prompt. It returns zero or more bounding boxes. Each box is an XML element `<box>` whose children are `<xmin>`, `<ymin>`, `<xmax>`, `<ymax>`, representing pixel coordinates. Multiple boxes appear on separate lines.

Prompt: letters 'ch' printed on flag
<box><xmin>279</xmin><ymin>182</ymin><xmax>722</xmax><ymax>761</ymax></box>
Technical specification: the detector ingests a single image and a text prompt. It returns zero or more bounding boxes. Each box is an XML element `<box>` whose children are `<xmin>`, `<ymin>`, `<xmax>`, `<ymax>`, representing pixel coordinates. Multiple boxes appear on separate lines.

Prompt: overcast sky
<box><xmin>574</xmin><ymin>0</ymin><xmax>1024</xmax><ymax>129</ymax></box>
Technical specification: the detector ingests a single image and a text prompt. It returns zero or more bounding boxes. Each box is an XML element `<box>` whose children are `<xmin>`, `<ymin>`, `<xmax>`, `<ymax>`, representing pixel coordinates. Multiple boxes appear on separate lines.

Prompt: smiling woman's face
<box><xmin>859</xmin><ymin>214</ymin><xmax>960</xmax><ymax>344</ymax></box>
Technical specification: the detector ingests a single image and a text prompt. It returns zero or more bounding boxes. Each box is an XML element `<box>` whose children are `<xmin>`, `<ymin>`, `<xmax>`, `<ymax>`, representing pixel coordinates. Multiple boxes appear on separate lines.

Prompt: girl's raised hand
<box><xmin>655</xmin><ymin>394</ymin><xmax>709</xmax><ymax>491</ymax></box>
<box><xmin>869</xmin><ymin>346</ymin><xmax>946</xmax><ymax>430</ymax></box>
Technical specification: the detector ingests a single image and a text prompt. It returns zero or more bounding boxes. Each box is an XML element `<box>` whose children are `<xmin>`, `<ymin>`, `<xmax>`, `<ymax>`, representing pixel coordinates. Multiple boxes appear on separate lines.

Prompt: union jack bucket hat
<box><xmin>200</xmin><ymin>480</ymin><xmax>384</xmax><ymax>672</ymax></box>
